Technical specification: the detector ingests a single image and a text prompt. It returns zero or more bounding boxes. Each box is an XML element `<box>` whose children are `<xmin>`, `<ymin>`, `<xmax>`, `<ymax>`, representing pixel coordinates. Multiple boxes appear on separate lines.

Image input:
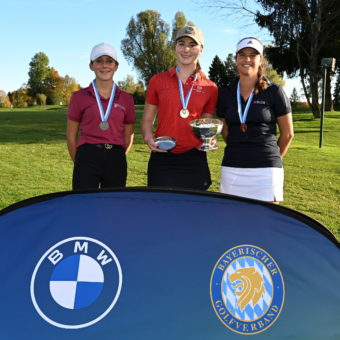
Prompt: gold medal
<box><xmin>180</xmin><ymin>108</ymin><xmax>190</xmax><ymax>118</ymax></box>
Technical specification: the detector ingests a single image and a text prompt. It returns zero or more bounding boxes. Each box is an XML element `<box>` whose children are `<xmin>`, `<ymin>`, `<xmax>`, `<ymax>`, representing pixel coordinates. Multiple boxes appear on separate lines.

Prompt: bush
<box><xmin>294</xmin><ymin>102</ymin><xmax>310</xmax><ymax>110</ymax></box>
<box><xmin>36</xmin><ymin>93</ymin><xmax>47</xmax><ymax>105</ymax></box>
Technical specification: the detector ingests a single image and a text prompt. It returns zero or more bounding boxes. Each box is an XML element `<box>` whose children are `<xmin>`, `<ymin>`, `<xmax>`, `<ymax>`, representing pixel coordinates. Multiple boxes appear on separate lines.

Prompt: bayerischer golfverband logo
<box><xmin>30</xmin><ymin>237</ymin><xmax>122</xmax><ymax>329</ymax></box>
<box><xmin>210</xmin><ymin>245</ymin><xmax>284</xmax><ymax>335</ymax></box>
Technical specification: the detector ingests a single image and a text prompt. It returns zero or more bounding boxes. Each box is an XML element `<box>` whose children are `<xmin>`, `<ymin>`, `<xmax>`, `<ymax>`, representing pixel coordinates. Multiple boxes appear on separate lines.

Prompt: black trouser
<box><xmin>147</xmin><ymin>148</ymin><xmax>211</xmax><ymax>190</ymax></box>
<box><xmin>73</xmin><ymin>143</ymin><xmax>127</xmax><ymax>190</ymax></box>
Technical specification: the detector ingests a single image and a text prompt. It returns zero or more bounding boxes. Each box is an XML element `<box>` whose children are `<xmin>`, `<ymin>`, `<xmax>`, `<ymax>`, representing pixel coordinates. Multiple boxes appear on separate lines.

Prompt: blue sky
<box><xmin>0</xmin><ymin>0</ymin><xmax>299</xmax><ymax>96</ymax></box>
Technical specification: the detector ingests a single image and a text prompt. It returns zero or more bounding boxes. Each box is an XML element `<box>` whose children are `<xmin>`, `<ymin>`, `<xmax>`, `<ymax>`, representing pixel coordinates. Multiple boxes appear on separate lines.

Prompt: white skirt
<box><xmin>220</xmin><ymin>166</ymin><xmax>284</xmax><ymax>202</ymax></box>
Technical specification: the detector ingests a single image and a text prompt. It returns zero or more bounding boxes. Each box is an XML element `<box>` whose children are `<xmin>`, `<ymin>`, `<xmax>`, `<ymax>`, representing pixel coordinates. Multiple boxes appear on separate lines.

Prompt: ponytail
<box><xmin>254</xmin><ymin>61</ymin><xmax>269</xmax><ymax>94</ymax></box>
<box><xmin>194</xmin><ymin>60</ymin><xmax>201</xmax><ymax>74</ymax></box>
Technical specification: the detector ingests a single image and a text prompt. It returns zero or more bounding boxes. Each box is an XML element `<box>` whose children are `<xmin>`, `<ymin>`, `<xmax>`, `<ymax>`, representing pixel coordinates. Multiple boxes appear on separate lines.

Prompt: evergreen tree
<box><xmin>290</xmin><ymin>87</ymin><xmax>300</xmax><ymax>108</ymax></box>
<box><xmin>208</xmin><ymin>54</ymin><xmax>237</xmax><ymax>87</ymax></box>
<box><xmin>208</xmin><ymin>55</ymin><xmax>228</xmax><ymax>87</ymax></box>
<box><xmin>224</xmin><ymin>53</ymin><xmax>237</xmax><ymax>85</ymax></box>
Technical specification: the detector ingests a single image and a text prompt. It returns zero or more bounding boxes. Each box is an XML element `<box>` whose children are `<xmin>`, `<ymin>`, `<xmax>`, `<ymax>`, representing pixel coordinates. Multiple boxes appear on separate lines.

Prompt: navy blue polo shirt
<box><xmin>216</xmin><ymin>79</ymin><xmax>291</xmax><ymax>168</ymax></box>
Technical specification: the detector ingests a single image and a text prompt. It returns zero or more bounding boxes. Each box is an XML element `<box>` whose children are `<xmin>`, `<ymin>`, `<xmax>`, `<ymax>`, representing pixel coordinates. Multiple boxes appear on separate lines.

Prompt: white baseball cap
<box><xmin>90</xmin><ymin>43</ymin><xmax>118</xmax><ymax>63</ymax></box>
<box><xmin>236</xmin><ymin>37</ymin><xmax>263</xmax><ymax>55</ymax></box>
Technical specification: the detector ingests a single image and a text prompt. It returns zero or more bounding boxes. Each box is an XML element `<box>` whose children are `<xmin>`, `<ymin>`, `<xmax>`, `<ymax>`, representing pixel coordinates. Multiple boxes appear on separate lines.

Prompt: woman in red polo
<box><xmin>141</xmin><ymin>26</ymin><xmax>218</xmax><ymax>190</ymax></box>
<box><xmin>67</xmin><ymin>43</ymin><xmax>136</xmax><ymax>190</ymax></box>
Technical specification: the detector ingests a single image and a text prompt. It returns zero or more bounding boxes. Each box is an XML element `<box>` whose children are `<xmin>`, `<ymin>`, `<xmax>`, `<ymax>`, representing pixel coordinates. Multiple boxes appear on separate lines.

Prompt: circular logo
<box><xmin>30</xmin><ymin>237</ymin><xmax>122</xmax><ymax>329</ymax></box>
<box><xmin>210</xmin><ymin>245</ymin><xmax>284</xmax><ymax>335</ymax></box>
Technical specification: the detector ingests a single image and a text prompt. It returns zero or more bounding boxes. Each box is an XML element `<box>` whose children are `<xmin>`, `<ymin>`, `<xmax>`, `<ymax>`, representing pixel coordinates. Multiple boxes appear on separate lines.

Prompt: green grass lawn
<box><xmin>0</xmin><ymin>105</ymin><xmax>339</xmax><ymax>240</ymax></box>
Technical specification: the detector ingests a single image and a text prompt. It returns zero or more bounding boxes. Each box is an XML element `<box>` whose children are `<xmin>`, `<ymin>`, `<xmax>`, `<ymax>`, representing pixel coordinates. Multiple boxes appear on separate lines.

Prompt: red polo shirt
<box><xmin>146</xmin><ymin>66</ymin><xmax>218</xmax><ymax>154</ymax></box>
<box><xmin>67</xmin><ymin>83</ymin><xmax>136</xmax><ymax>147</ymax></box>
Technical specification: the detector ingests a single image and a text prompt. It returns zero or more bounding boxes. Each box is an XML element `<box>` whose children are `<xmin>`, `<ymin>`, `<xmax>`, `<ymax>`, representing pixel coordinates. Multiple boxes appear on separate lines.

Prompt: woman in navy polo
<box><xmin>217</xmin><ymin>37</ymin><xmax>294</xmax><ymax>202</ymax></box>
<box><xmin>66</xmin><ymin>43</ymin><xmax>136</xmax><ymax>190</ymax></box>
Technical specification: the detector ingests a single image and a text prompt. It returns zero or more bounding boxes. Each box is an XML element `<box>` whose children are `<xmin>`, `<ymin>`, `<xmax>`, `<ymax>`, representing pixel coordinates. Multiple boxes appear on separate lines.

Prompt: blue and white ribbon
<box><xmin>237</xmin><ymin>81</ymin><xmax>254</xmax><ymax>125</ymax></box>
<box><xmin>176</xmin><ymin>66</ymin><xmax>197</xmax><ymax>111</ymax></box>
<box><xmin>92</xmin><ymin>80</ymin><xmax>117</xmax><ymax>123</ymax></box>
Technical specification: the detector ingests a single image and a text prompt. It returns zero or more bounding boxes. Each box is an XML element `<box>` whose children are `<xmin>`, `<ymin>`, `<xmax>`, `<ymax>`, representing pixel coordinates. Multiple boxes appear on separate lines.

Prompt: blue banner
<box><xmin>1</xmin><ymin>189</ymin><xmax>339</xmax><ymax>339</ymax></box>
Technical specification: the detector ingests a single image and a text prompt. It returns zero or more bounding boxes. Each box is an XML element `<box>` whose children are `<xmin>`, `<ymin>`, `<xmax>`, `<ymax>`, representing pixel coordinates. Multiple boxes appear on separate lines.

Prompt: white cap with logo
<box><xmin>236</xmin><ymin>38</ymin><xmax>263</xmax><ymax>55</ymax></box>
<box><xmin>90</xmin><ymin>43</ymin><xmax>118</xmax><ymax>63</ymax></box>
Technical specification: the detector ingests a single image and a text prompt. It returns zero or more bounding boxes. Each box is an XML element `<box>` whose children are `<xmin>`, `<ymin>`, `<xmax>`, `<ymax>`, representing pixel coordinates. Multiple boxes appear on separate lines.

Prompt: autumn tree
<box><xmin>43</xmin><ymin>67</ymin><xmax>63</xmax><ymax>104</ymax></box>
<box><xmin>117</xmin><ymin>75</ymin><xmax>146</xmax><ymax>104</ymax></box>
<box><xmin>117</xmin><ymin>75</ymin><xmax>141</xmax><ymax>94</ymax></box>
<box><xmin>62</xmin><ymin>75</ymin><xmax>80</xmax><ymax>105</ymax></box>
<box><xmin>10</xmin><ymin>87</ymin><xmax>32</xmax><ymax>107</ymax></box>
<box><xmin>265</xmin><ymin>60</ymin><xmax>285</xmax><ymax>87</ymax></box>
<box><xmin>0</xmin><ymin>90</ymin><xmax>12</xmax><ymax>108</ymax></box>
<box><xmin>171</xmin><ymin>11</ymin><xmax>195</xmax><ymax>44</ymax></box>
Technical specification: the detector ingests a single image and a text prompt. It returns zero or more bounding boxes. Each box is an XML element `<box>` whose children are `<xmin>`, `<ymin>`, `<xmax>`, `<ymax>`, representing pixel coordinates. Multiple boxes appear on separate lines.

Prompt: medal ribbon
<box><xmin>237</xmin><ymin>81</ymin><xmax>254</xmax><ymax>125</ymax></box>
<box><xmin>92</xmin><ymin>80</ymin><xmax>117</xmax><ymax>123</ymax></box>
<box><xmin>176</xmin><ymin>66</ymin><xmax>197</xmax><ymax>111</ymax></box>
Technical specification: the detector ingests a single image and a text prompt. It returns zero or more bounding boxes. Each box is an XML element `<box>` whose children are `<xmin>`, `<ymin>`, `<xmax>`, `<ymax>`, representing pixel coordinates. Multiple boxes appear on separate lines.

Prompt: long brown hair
<box><xmin>254</xmin><ymin>60</ymin><xmax>269</xmax><ymax>94</ymax></box>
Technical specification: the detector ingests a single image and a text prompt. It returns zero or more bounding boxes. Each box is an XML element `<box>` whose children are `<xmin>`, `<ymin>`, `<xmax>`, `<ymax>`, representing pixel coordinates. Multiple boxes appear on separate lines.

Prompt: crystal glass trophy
<box><xmin>189</xmin><ymin>118</ymin><xmax>223</xmax><ymax>151</ymax></box>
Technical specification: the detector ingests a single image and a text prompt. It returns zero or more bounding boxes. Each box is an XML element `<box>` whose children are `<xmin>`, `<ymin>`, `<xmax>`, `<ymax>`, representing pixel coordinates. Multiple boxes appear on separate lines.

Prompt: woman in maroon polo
<box><xmin>66</xmin><ymin>43</ymin><xmax>136</xmax><ymax>190</ymax></box>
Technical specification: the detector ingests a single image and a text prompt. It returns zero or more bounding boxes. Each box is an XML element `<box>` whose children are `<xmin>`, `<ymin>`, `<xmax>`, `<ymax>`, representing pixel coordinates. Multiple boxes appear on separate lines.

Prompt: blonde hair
<box><xmin>195</xmin><ymin>60</ymin><xmax>202</xmax><ymax>74</ymax></box>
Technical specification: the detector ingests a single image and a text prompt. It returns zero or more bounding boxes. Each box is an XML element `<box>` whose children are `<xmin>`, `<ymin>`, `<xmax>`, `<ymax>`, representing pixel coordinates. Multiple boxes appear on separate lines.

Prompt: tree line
<box><xmin>1</xmin><ymin>4</ymin><xmax>339</xmax><ymax>112</ymax></box>
<box><xmin>0</xmin><ymin>52</ymin><xmax>80</xmax><ymax>108</ymax></box>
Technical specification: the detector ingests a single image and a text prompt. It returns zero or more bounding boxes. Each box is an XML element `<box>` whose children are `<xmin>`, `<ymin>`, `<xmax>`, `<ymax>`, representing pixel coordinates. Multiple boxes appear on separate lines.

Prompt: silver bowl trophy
<box><xmin>154</xmin><ymin>136</ymin><xmax>177</xmax><ymax>151</ymax></box>
<box><xmin>189</xmin><ymin>118</ymin><xmax>223</xmax><ymax>151</ymax></box>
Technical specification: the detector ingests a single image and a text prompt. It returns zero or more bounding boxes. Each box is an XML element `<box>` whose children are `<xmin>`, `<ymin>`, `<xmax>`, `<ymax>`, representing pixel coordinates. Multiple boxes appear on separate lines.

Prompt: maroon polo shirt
<box><xmin>68</xmin><ymin>83</ymin><xmax>136</xmax><ymax>147</ymax></box>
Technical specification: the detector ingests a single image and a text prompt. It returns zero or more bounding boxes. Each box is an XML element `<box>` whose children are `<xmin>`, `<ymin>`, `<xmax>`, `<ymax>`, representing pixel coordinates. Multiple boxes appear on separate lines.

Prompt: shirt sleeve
<box><xmin>203</xmin><ymin>83</ymin><xmax>218</xmax><ymax>114</ymax></box>
<box><xmin>272</xmin><ymin>85</ymin><xmax>292</xmax><ymax>117</ymax></box>
<box><xmin>67</xmin><ymin>91</ymin><xmax>81</xmax><ymax>122</ymax></box>
<box><xmin>145</xmin><ymin>75</ymin><xmax>159</xmax><ymax>105</ymax></box>
<box><xmin>124</xmin><ymin>93</ymin><xmax>136</xmax><ymax>124</ymax></box>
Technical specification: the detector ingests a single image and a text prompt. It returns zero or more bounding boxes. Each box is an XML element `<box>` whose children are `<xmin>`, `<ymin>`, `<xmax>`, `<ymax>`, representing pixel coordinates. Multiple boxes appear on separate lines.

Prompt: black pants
<box><xmin>73</xmin><ymin>144</ymin><xmax>127</xmax><ymax>190</ymax></box>
<box><xmin>148</xmin><ymin>148</ymin><xmax>211</xmax><ymax>190</ymax></box>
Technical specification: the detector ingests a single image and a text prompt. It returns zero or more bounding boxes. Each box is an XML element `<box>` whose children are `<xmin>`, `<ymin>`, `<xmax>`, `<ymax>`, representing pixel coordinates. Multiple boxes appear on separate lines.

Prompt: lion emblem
<box><xmin>229</xmin><ymin>267</ymin><xmax>265</xmax><ymax>311</ymax></box>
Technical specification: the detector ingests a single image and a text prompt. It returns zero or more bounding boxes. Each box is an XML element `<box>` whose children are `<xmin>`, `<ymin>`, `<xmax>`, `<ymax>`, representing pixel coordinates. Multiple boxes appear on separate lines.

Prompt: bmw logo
<box><xmin>30</xmin><ymin>237</ymin><xmax>122</xmax><ymax>329</ymax></box>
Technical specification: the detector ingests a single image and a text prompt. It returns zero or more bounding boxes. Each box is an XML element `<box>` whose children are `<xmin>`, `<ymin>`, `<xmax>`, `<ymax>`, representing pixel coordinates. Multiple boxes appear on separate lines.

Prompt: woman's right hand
<box><xmin>144</xmin><ymin>136</ymin><xmax>167</xmax><ymax>152</ymax></box>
